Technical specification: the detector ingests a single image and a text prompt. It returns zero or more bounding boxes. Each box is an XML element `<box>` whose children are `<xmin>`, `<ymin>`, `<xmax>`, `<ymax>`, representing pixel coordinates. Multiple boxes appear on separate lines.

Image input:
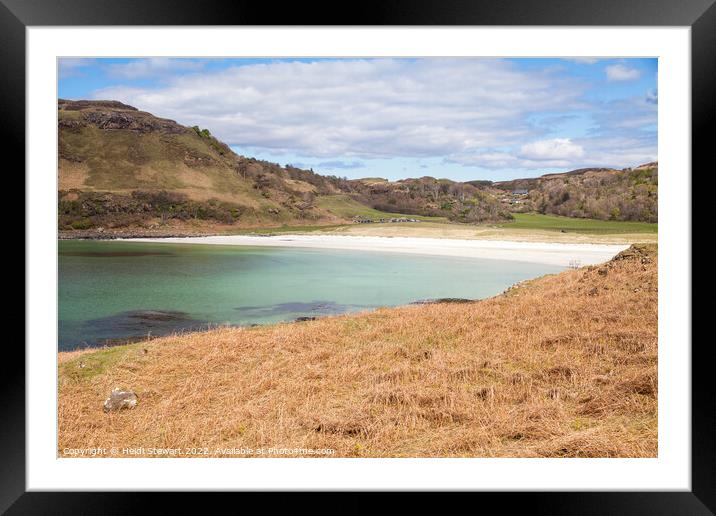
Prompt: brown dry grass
<box><xmin>57</xmin><ymin>161</ymin><xmax>89</xmax><ymax>190</ymax></box>
<box><xmin>57</xmin><ymin>244</ymin><xmax>657</xmax><ymax>458</ymax></box>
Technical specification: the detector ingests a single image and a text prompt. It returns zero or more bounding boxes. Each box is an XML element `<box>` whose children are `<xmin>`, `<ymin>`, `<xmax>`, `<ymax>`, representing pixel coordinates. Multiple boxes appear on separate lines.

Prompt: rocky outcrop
<box><xmin>59</xmin><ymin>99</ymin><xmax>138</xmax><ymax>111</ymax></box>
<box><xmin>611</xmin><ymin>243</ymin><xmax>655</xmax><ymax>264</ymax></box>
<box><xmin>83</xmin><ymin>109</ymin><xmax>186</xmax><ymax>134</ymax></box>
<box><xmin>59</xmin><ymin>99</ymin><xmax>187</xmax><ymax>134</ymax></box>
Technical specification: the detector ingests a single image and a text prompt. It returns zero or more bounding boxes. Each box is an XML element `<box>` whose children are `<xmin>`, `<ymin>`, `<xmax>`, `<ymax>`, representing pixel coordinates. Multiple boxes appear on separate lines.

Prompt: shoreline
<box><xmin>123</xmin><ymin>234</ymin><xmax>629</xmax><ymax>267</ymax></box>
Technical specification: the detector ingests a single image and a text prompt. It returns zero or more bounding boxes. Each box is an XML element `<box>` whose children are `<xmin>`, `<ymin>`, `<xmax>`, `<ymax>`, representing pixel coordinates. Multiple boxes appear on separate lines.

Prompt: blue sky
<box><xmin>59</xmin><ymin>57</ymin><xmax>657</xmax><ymax>181</ymax></box>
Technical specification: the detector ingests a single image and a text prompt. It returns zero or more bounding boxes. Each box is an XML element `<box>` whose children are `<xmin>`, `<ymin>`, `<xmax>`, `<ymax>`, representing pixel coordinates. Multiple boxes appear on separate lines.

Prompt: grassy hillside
<box><xmin>60</xmin><ymin>101</ymin><xmax>261</xmax><ymax>203</ymax></box>
<box><xmin>58</xmin><ymin>100</ymin><xmax>360</xmax><ymax>232</ymax></box>
<box><xmin>58</xmin><ymin>244</ymin><xmax>657</xmax><ymax>458</ymax></box>
<box><xmin>315</xmin><ymin>194</ymin><xmax>447</xmax><ymax>222</ymax></box>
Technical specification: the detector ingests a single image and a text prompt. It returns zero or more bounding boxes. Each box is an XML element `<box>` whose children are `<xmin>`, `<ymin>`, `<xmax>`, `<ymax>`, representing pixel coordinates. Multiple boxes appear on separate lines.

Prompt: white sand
<box><xmin>128</xmin><ymin>234</ymin><xmax>629</xmax><ymax>267</ymax></box>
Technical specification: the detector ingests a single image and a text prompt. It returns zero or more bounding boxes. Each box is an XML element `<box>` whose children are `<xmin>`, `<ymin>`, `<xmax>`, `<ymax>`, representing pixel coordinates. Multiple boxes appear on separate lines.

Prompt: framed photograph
<box><xmin>8</xmin><ymin>0</ymin><xmax>710</xmax><ymax>511</ymax></box>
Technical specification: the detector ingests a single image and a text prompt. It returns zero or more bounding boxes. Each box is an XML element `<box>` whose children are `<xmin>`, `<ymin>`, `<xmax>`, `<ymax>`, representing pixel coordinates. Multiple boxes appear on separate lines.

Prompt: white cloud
<box><xmin>104</xmin><ymin>58</ymin><xmax>205</xmax><ymax>79</ymax></box>
<box><xmin>89</xmin><ymin>58</ymin><xmax>657</xmax><ymax>171</ymax></box>
<box><xmin>449</xmin><ymin>132</ymin><xmax>654</xmax><ymax>171</ymax></box>
<box><xmin>605</xmin><ymin>64</ymin><xmax>641</xmax><ymax>82</ymax></box>
<box><xmin>92</xmin><ymin>58</ymin><xmax>585</xmax><ymax>160</ymax></box>
<box><xmin>450</xmin><ymin>146</ymin><xmax>581</xmax><ymax>170</ymax></box>
<box><xmin>451</xmin><ymin>152</ymin><xmax>519</xmax><ymax>169</ymax></box>
<box><xmin>519</xmin><ymin>138</ymin><xmax>584</xmax><ymax>161</ymax></box>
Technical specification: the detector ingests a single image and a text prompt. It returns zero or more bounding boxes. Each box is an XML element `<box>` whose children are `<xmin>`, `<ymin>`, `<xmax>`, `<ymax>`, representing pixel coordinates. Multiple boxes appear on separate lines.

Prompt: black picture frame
<box><xmin>5</xmin><ymin>0</ymin><xmax>708</xmax><ymax>513</ymax></box>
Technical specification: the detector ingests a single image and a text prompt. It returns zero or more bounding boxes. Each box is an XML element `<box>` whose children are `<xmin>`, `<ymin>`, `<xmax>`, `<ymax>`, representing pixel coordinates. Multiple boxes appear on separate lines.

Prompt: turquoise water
<box><xmin>58</xmin><ymin>240</ymin><xmax>563</xmax><ymax>350</ymax></box>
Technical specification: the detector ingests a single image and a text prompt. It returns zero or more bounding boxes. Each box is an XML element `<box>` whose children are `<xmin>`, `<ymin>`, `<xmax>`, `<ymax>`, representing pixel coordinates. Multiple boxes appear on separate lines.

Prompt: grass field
<box><xmin>226</xmin><ymin>223</ymin><xmax>351</xmax><ymax>235</ymax></box>
<box><xmin>58</xmin><ymin>244</ymin><xmax>657</xmax><ymax>458</ymax></box>
<box><xmin>499</xmin><ymin>213</ymin><xmax>658</xmax><ymax>234</ymax></box>
<box><xmin>316</xmin><ymin>194</ymin><xmax>447</xmax><ymax>222</ymax></box>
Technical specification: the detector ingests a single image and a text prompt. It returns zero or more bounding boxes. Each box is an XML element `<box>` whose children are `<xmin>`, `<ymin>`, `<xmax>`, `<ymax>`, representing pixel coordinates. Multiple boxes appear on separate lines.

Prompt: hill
<box><xmin>483</xmin><ymin>164</ymin><xmax>658</xmax><ymax>223</ymax></box>
<box><xmin>58</xmin><ymin>100</ymin><xmax>513</xmax><ymax>234</ymax></box>
<box><xmin>343</xmin><ymin>176</ymin><xmax>513</xmax><ymax>223</ymax></box>
<box><xmin>58</xmin><ymin>99</ymin><xmax>355</xmax><ymax>232</ymax></box>
<box><xmin>58</xmin><ymin>244</ymin><xmax>657</xmax><ymax>457</ymax></box>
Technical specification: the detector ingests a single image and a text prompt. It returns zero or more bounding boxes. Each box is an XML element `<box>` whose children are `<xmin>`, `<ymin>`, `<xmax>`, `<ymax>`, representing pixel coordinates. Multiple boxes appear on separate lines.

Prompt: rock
<box><xmin>103</xmin><ymin>388</ymin><xmax>138</xmax><ymax>412</ymax></box>
<box><xmin>597</xmin><ymin>267</ymin><xmax>608</xmax><ymax>276</ymax></box>
<box><xmin>588</xmin><ymin>287</ymin><xmax>599</xmax><ymax>296</ymax></box>
<box><xmin>295</xmin><ymin>316</ymin><xmax>317</xmax><ymax>322</ymax></box>
<box><xmin>58</xmin><ymin>118</ymin><xmax>84</xmax><ymax>130</ymax></box>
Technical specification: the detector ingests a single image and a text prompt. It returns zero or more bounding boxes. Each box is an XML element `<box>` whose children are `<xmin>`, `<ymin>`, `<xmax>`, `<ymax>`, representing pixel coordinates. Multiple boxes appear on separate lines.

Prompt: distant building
<box><xmin>512</xmin><ymin>188</ymin><xmax>529</xmax><ymax>195</ymax></box>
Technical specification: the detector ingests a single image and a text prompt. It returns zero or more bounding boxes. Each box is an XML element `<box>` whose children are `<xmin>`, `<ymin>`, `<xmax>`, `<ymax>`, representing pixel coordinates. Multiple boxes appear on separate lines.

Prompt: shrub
<box><xmin>192</xmin><ymin>126</ymin><xmax>211</xmax><ymax>138</ymax></box>
<box><xmin>70</xmin><ymin>218</ymin><xmax>93</xmax><ymax>230</ymax></box>
<box><xmin>58</xmin><ymin>190</ymin><xmax>250</xmax><ymax>229</ymax></box>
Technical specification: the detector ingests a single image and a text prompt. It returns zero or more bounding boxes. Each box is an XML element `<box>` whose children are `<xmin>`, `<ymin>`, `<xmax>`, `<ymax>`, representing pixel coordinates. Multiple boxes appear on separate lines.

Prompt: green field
<box><xmin>316</xmin><ymin>194</ymin><xmax>447</xmax><ymax>222</ymax></box>
<box><xmin>227</xmin><ymin>223</ymin><xmax>350</xmax><ymax>235</ymax></box>
<box><xmin>499</xmin><ymin>213</ymin><xmax>658</xmax><ymax>234</ymax></box>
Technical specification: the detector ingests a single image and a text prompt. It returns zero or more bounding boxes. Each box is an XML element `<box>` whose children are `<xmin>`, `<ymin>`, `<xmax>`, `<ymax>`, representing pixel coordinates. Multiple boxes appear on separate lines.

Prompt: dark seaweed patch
<box><xmin>235</xmin><ymin>300</ymin><xmax>368</xmax><ymax>317</ymax></box>
<box><xmin>60</xmin><ymin>310</ymin><xmax>211</xmax><ymax>350</ymax></box>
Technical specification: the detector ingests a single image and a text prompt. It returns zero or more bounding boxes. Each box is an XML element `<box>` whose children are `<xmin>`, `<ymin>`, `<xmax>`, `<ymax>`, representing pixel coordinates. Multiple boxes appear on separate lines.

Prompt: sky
<box><xmin>58</xmin><ymin>57</ymin><xmax>657</xmax><ymax>181</ymax></box>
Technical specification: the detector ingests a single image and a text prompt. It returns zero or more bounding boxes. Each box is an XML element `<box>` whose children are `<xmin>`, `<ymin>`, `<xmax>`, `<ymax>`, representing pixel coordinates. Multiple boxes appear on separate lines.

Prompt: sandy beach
<box><xmin>128</xmin><ymin>235</ymin><xmax>629</xmax><ymax>267</ymax></box>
